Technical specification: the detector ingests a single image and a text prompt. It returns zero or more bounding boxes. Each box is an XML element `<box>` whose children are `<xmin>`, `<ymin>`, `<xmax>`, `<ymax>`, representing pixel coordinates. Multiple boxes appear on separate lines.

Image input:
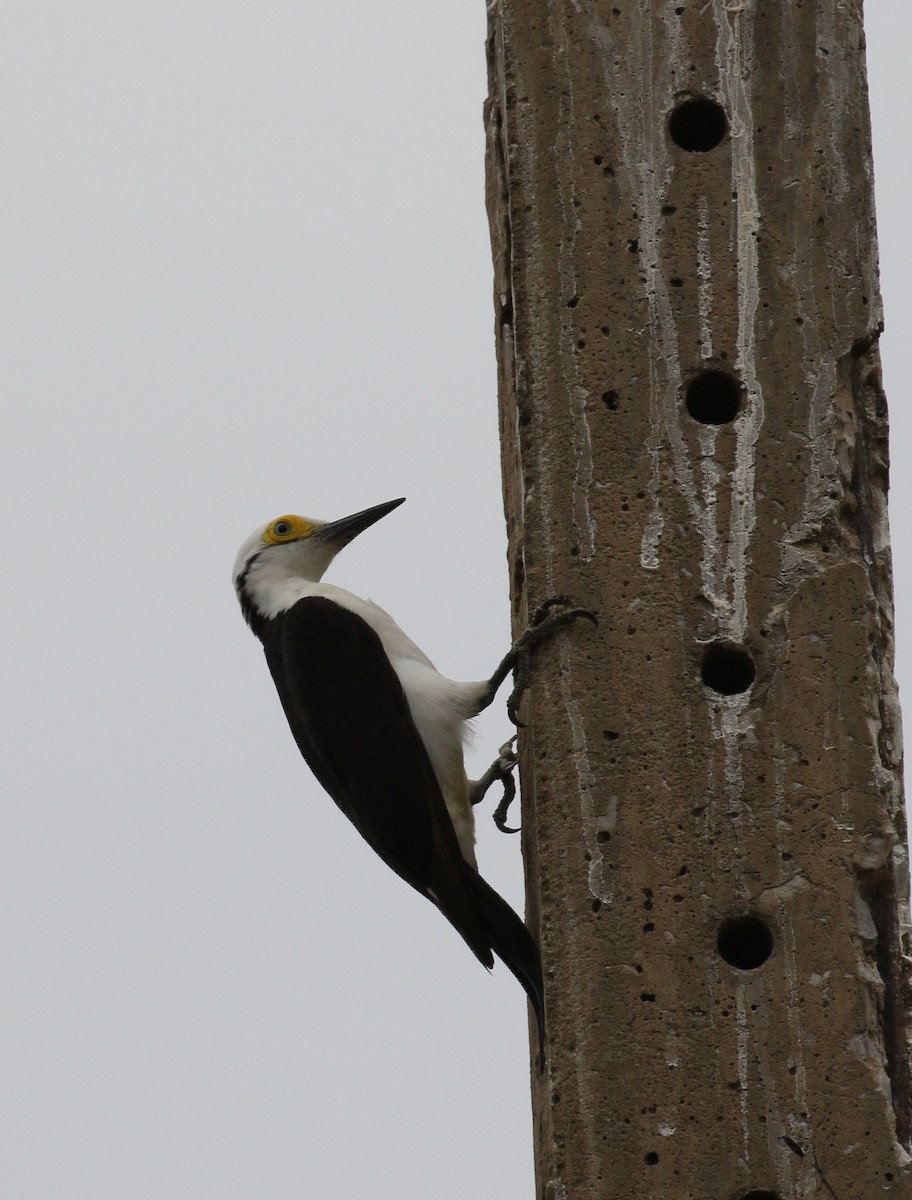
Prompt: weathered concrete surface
<box><xmin>485</xmin><ymin>1</ymin><xmax>911</xmax><ymax>1196</ymax></box>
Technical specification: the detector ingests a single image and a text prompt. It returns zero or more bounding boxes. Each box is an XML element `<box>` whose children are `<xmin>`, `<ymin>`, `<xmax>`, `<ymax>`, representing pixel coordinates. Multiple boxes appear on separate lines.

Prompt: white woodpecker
<box><xmin>233</xmin><ymin>497</ymin><xmax>594</xmax><ymax>1063</ymax></box>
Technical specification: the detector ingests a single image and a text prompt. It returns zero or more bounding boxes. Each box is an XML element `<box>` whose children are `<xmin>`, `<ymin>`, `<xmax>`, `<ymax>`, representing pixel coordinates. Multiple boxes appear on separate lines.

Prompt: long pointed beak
<box><xmin>313</xmin><ymin>497</ymin><xmax>406</xmax><ymax>547</ymax></box>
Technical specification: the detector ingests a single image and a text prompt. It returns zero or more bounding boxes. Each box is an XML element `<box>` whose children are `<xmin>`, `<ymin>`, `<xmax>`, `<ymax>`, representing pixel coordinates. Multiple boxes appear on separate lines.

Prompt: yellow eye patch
<box><xmin>262</xmin><ymin>515</ymin><xmax>315</xmax><ymax>545</ymax></box>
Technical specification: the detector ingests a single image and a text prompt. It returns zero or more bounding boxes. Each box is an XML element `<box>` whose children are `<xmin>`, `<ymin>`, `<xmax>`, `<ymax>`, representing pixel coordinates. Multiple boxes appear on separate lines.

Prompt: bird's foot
<box><xmin>470</xmin><ymin>739</ymin><xmax>520</xmax><ymax>833</ymax></box>
<box><xmin>502</xmin><ymin>597</ymin><xmax>598</xmax><ymax>725</ymax></box>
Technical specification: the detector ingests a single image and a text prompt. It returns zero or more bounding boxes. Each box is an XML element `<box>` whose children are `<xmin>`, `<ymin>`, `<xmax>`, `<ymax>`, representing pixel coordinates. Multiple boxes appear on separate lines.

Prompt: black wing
<box><xmin>260</xmin><ymin>596</ymin><xmax>544</xmax><ymax>1054</ymax></box>
<box><xmin>262</xmin><ymin>598</ymin><xmax>495</xmax><ymax>957</ymax></box>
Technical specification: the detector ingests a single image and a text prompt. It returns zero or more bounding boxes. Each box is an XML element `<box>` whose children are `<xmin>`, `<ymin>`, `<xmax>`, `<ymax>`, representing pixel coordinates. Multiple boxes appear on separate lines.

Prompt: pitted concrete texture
<box><xmin>485</xmin><ymin>1</ymin><xmax>911</xmax><ymax>1196</ymax></box>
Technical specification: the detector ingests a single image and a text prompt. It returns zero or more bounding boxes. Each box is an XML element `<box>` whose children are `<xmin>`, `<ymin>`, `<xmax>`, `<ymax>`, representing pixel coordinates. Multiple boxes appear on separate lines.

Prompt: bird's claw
<box><xmin>506</xmin><ymin>687</ymin><xmax>528</xmax><ymax>729</ymax></box>
<box><xmin>493</xmin><ymin>783</ymin><xmax>520</xmax><ymax>834</ymax></box>
<box><xmin>471</xmin><ymin>739</ymin><xmax>520</xmax><ymax>833</ymax></box>
<box><xmin>530</xmin><ymin>595</ymin><xmax>599</xmax><ymax>630</ymax></box>
<box><xmin>506</xmin><ymin>598</ymin><xmax>597</xmax><ymax>725</ymax></box>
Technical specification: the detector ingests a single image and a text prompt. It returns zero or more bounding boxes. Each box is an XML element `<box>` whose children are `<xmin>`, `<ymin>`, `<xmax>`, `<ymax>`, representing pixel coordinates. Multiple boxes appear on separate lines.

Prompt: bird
<box><xmin>233</xmin><ymin>497</ymin><xmax>594</xmax><ymax>1064</ymax></box>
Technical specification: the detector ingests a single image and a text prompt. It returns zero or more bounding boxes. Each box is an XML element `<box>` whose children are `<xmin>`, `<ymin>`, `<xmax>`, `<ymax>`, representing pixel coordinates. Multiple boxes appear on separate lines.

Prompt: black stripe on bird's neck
<box><xmin>235</xmin><ymin>559</ymin><xmax>272</xmax><ymax>642</ymax></box>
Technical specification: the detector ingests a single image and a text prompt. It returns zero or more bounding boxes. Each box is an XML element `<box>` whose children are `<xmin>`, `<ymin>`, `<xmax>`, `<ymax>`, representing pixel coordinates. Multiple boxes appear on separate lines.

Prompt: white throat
<box><xmin>237</xmin><ymin>540</ymin><xmax>335</xmax><ymax>620</ymax></box>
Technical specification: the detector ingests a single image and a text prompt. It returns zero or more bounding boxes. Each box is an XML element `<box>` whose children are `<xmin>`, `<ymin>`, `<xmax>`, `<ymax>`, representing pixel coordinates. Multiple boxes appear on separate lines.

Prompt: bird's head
<box><xmin>233</xmin><ymin>498</ymin><xmax>405</xmax><ymax>633</ymax></box>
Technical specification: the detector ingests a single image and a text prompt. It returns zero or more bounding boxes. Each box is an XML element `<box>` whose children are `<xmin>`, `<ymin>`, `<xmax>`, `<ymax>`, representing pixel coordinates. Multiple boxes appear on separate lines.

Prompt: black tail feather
<box><xmin>468</xmin><ymin>868</ymin><xmax>546</xmax><ymax>1068</ymax></box>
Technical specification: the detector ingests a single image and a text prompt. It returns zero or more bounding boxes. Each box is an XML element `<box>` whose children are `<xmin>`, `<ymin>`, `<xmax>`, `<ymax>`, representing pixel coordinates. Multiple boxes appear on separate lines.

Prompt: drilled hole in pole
<box><xmin>717</xmin><ymin>916</ymin><xmax>774</xmax><ymax>970</ymax></box>
<box><xmin>700</xmin><ymin>643</ymin><xmax>756</xmax><ymax>695</ymax></box>
<box><xmin>685</xmin><ymin>370</ymin><xmax>743</xmax><ymax>425</ymax></box>
<box><xmin>668</xmin><ymin>98</ymin><xmax>728</xmax><ymax>151</ymax></box>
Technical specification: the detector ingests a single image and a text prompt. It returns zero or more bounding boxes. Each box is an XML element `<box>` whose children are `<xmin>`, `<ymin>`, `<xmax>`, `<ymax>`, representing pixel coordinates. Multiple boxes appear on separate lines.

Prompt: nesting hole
<box><xmin>741</xmin><ymin>1191</ymin><xmax>783</xmax><ymax>1199</ymax></box>
<box><xmin>686</xmin><ymin>370</ymin><xmax>742</xmax><ymax>425</ymax></box>
<box><xmin>701</xmin><ymin>643</ymin><xmax>755</xmax><ymax>695</ymax></box>
<box><xmin>717</xmin><ymin>915</ymin><xmax>773</xmax><ymax>970</ymax></box>
<box><xmin>669</xmin><ymin>98</ymin><xmax>728</xmax><ymax>151</ymax></box>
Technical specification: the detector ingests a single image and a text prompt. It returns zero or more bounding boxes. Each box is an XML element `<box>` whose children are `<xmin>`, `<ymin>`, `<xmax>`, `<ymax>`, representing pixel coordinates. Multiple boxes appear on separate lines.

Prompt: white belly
<box><xmin>393</xmin><ymin>658</ymin><xmax>482</xmax><ymax>867</ymax></box>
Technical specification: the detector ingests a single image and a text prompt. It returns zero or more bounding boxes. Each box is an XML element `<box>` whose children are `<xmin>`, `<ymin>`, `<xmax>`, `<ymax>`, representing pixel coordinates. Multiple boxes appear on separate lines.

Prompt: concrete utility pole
<box><xmin>484</xmin><ymin>2</ymin><xmax>911</xmax><ymax>1197</ymax></box>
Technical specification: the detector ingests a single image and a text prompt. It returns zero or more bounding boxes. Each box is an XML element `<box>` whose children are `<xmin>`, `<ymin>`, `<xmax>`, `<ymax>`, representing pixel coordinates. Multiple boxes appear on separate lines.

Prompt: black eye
<box><xmin>274</xmin><ymin>521</ymin><xmax>292</xmax><ymax>536</ymax></box>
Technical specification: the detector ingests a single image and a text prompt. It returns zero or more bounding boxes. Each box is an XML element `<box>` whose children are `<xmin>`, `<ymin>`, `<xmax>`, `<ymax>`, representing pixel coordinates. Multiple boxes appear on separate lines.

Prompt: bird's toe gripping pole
<box><xmin>486</xmin><ymin>597</ymin><xmax>598</xmax><ymax>726</ymax></box>
<box><xmin>471</xmin><ymin>739</ymin><xmax>520</xmax><ymax>832</ymax></box>
<box><xmin>473</xmin><ymin>599</ymin><xmax>596</xmax><ymax>831</ymax></box>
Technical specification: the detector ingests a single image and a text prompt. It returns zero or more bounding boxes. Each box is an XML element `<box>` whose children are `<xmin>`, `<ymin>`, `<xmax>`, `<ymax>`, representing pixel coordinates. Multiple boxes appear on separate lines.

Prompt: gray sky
<box><xmin>2</xmin><ymin>4</ymin><xmax>909</xmax><ymax>1198</ymax></box>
